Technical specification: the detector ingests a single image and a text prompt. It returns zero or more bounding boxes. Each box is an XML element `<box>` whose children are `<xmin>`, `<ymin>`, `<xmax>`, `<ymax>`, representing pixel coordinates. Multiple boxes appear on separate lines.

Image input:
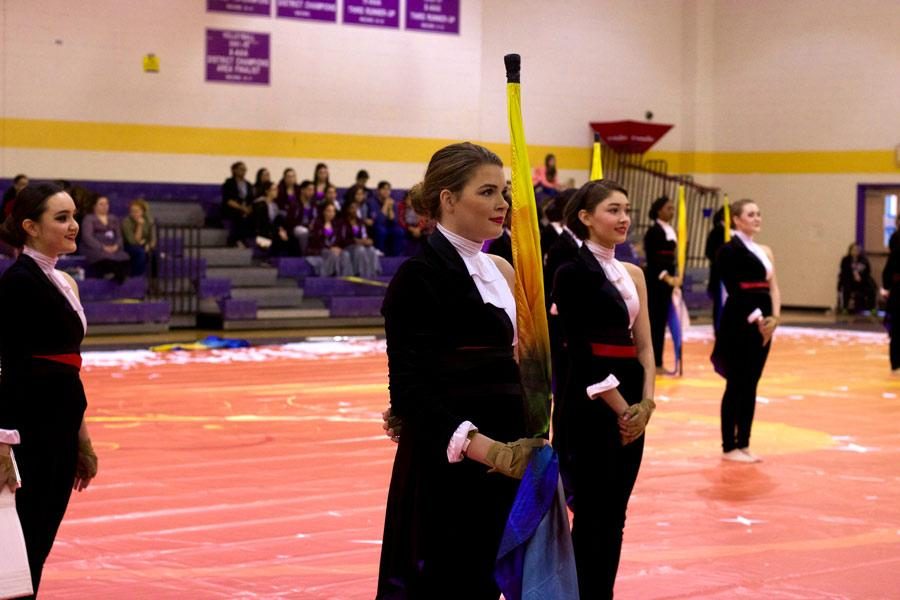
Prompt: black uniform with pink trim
<box><xmin>0</xmin><ymin>254</ymin><xmax>87</xmax><ymax>596</ymax></box>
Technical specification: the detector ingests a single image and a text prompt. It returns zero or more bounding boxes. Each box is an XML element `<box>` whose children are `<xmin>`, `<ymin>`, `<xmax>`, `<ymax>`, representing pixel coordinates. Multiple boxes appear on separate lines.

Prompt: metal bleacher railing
<box><xmin>151</xmin><ymin>224</ymin><xmax>202</xmax><ymax>316</ymax></box>
<box><xmin>600</xmin><ymin>145</ymin><xmax>721</xmax><ymax>270</ymax></box>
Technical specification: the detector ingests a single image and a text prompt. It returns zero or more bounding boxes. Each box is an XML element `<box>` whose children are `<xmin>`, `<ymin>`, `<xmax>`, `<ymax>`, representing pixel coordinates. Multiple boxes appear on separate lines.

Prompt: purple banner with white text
<box><xmin>276</xmin><ymin>0</ymin><xmax>337</xmax><ymax>22</ymax></box>
<box><xmin>343</xmin><ymin>0</ymin><xmax>399</xmax><ymax>28</ymax></box>
<box><xmin>406</xmin><ymin>0</ymin><xmax>459</xmax><ymax>34</ymax></box>
<box><xmin>207</xmin><ymin>0</ymin><xmax>271</xmax><ymax>16</ymax></box>
<box><xmin>206</xmin><ymin>29</ymin><xmax>270</xmax><ymax>85</ymax></box>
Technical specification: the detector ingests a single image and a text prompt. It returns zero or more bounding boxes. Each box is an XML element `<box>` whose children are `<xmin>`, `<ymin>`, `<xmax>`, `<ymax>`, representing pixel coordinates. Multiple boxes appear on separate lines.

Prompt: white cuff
<box><xmin>586</xmin><ymin>375</ymin><xmax>621</xmax><ymax>399</ymax></box>
<box><xmin>447</xmin><ymin>421</ymin><xmax>478</xmax><ymax>463</ymax></box>
<box><xmin>0</xmin><ymin>429</ymin><xmax>21</xmax><ymax>445</ymax></box>
<box><xmin>747</xmin><ymin>308</ymin><xmax>763</xmax><ymax>324</ymax></box>
<box><xmin>658</xmin><ymin>271</ymin><xmax>668</xmax><ymax>281</ymax></box>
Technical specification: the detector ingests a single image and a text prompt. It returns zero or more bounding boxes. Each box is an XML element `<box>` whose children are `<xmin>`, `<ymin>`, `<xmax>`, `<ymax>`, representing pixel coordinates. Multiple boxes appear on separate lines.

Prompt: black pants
<box><xmin>571</xmin><ymin>435</ymin><xmax>645</xmax><ymax>599</ymax></box>
<box><xmin>891</xmin><ymin>317</ymin><xmax>900</xmax><ymax>370</ymax></box>
<box><xmin>15</xmin><ymin>428</ymin><xmax>79</xmax><ymax>597</ymax></box>
<box><xmin>720</xmin><ymin>348</ymin><xmax>769</xmax><ymax>452</ymax></box>
<box><xmin>647</xmin><ymin>279</ymin><xmax>673</xmax><ymax>367</ymax></box>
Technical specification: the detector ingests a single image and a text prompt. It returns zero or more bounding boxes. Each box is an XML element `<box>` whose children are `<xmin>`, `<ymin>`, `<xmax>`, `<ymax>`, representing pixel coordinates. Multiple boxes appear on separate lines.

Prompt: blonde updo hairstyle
<box><xmin>408</xmin><ymin>142</ymin><xmax>503</xmax><ymax>221</ymax></box>
<box><xmin>729</xmin><ymin>198</ymin><xmax>756</xmax><ymax>228</ymax></box>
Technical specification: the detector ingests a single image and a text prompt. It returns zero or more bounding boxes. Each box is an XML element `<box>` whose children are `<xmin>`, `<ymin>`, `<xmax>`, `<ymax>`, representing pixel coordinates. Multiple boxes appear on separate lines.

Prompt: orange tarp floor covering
<box><xmin>38</xmin><ymin>328</ymin><xmax>899</xmax><ymax>598</ymax></box>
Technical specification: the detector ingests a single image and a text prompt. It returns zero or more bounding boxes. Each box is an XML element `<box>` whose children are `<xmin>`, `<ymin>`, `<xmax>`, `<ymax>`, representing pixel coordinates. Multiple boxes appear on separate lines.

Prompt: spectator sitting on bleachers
<box><xmin>221</xmin><ymin>161</ymin><xmax>254</xmax><ymax>247</ymax></box>
<box><xmin>343</xmin><ymin>184</ymin><xmax>366</xmax><ymax>216</ymax></box>
<box><xmin>322</xmin><ymin>183</ymin><xmax>340</xmax><ymax>210</ymax></box>
<box><xmin>121</xmin><ymin>198</ymin><xmax>156</xmax><ymax>276</ymax></box>
<box><xmin>839</xmin><ymin>242</ymin><xmax>876</xmax><ymax>313</ymax></box>
<box><xmin>371</xmin><ymin>181</ymin><xmax>405</xmax><ymax>257</ymax></box>
<box><xmin>254</xmin><ymin>167</ymin><xmax>271</xmax><ymax>199</ymax></box>
<box><xmin>355</xmin><ymin>169</ymin><xmax>375</xmax><ymax>205</ymax></box>
<box><xmin>285</xmin><ymin>180</ymin><xmax>317</xmax><ymax>256</ymax></box>
<box><xmin>397</xmin><ymin>191</ymin><xmax>432</xmax><ymax>256</ymax></box>
<box><xmin>81</xmin><ymin>194</ymin><xmax>130</xmax><ymax>283</ymax></box>
<box><xmin>252</xmin><ymin>181</ymin><xmax>289</xmax><ymax>257</ymax></box>
<box><xmin>312</xmin><ymin>163</ymin><xmax>331</xmax><ymax>202</ymax></box>
<box><xmin>340</xmin><ymin>198</ymin><xmax>380</xmax><ymax>278</ymax></box>
<box><xmin>532</xmin><ymin>153</ymin><xmax>559</xmax><ymax>194</ymax></box>
<box><xmin>2</xmin><ymin>173</ymin><xmax>28</xmax><ymax>217</ymax></box>
<box><xmin>276</xmin><ymin>168</ymin><xmax>299</xmax><ymax>213</ymax></box>
<box><xmin>307</xmin><ymin>201</ymin><xmax>352</xmax><ymax>276</ymax></box>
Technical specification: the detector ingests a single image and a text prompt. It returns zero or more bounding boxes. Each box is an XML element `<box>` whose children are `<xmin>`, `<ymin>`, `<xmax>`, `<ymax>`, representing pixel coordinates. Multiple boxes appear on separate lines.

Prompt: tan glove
<box><xmin>381</xmin><ymin>408</ymin><xmax>402</xmax><ymax>443</ymax></box>
<box><xmin>1</xmin><ymin>451</ymin><xmax>18</xmax><ymax>493</ymax></box>
<box><xmin>619</xmin><ymin>398</ymin><xmax>656</xmax><ymax>445</ymax></box>
<box><xmin>74</xmin><ymin>438</ymin><xmax>98</xmax><ymax>491</ymax></box>
<box><xmin>485</xmin><ymin>438</ymin><xmax>547</xmax><ymax>479</ymax></box>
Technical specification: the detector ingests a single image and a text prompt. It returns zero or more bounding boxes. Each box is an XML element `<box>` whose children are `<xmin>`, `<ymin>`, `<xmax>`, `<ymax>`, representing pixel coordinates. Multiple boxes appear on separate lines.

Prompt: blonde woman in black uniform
<box><xmin>553</xmin><ymin>180</ymin><xmax>656</xmax><ymax>598</ymax></box>
<box><xmin>712</xmin><ymin>198</ymin><xmax>780</xmax><ymax>463</ymax></box>
<box><xmin>0</xmin><ymin>183</ymin><xmax>98</xmax><ymax>597</ymax></box>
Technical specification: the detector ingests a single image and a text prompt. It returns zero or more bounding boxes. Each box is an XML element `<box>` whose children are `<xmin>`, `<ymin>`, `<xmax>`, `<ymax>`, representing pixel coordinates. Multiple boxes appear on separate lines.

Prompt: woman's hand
<box><xmin>74</xmin><ymin>438</ymin><xmax>98</xmax><ymax>492</ymax></box>
<box><xmin>382</xmin><ymin>408</ymin><xmax>401</xmax><ymax>443</ymax></box>
<box><xmin>618</xmin><ymin>398</ymin><xmax>655</xmax><ymax>445</ymax></box>
<box><xmin>485</xmin><ymin>438</ymin><xmax>548</xmax><ymax>479</ymax></box>
<box><xmin>0</xmin><ymin>444</ymin><xmax>17</xmax><ymax>493</ymax></box>
<box><xmin>758</xmin><ymin>316</ymin><xmax>778</xmax><ymax>346</ymax></box>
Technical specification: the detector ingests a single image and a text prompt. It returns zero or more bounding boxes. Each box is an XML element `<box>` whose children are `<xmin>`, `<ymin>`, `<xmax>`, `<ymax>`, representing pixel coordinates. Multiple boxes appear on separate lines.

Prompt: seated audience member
<box><xmin>322</xmin><ymin>184</ymin><xmax>341</xmax><ymax>210</ymax></box>
<box><xmin>252</xmin><ymin>181</ymin><xmax>290</xmax><ymax>257</ymax></box>
<box><xmin>371</xmin><ymin>181</ymin><xmax>405</xmax><ymax>256</ymax></box>
<box><xmin>839</xmin><ymin>242</ymin><xmax>876</xmax><ymax>312</ymax></box>
<box><xmin>221</xmin><ymin>161</ymin><xmax>254</xmax><ymax>246</ymax></box>
<box><xmin>81</xmin><ymin>194</ymin><xmax>130</xmax><ymax>283</ymax></box>
<box><xmin>340</xmin><ymin>198</ymin><xmax>380</xmax><ymax>278</ymax></box>
<box><xmin>2</xmin><ymin>173</ymin><xmax>28</xmax><ymax>217</ymax></box>
<box><xmin>343</xmin><ymin>184</ymin><xmax>366</xmax><ymax>216</ymax></box>
<box><xmin>312</xmin><ymin>163</ymin><xmax>331</xmax><ymax>202</ymax></box>
<box><xmin>276</xmin><ymin>168</ymin><xmax>299</xmax><ymax>213</ymax></box>
<box><xmin>254</xmin><ymin>167</ymin><xmax>272</xmax><ymax>198</ymax></box>
<box><xmin>307</xmin><ymin>201</ymin><xmax>352</xmax><ymax>276</ymax></box>
<box><xmin>355</xmin><ymin>169</ymin><xmax>374</xmax><ymax>204</ymax></box>
<box><xmin>397</xmin><ymin>191</ymin><xmax>432</xmax><ymax>256</ymax></box>
<box><xmin>532</xmin><ymin>153</ymin><xmax>559</xmax><ymax>194</ymax></box>
<box><xmin>121</xmin><ymin>198</ymin><xmax>157</xmax><ymax>276</ymax></box>
<box><xmin>284</xmin><ymin>180</ymin><xmax>317</xmax><ymax>255</ymax></box>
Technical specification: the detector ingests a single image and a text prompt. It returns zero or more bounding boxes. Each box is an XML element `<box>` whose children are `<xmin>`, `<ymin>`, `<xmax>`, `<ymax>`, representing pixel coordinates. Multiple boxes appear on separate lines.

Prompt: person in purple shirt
<box><xmin>79</xmin><ymin>194</ymin><xmax>130</xmax><ymax>283</ymax></box>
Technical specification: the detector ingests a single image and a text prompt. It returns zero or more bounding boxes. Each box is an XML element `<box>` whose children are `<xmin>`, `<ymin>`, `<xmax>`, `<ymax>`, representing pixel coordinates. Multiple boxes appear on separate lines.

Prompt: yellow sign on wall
<box><xmin>143</xmin><ymin>54</ymin><xmax>159</xmax><ymax>73</ymax></box>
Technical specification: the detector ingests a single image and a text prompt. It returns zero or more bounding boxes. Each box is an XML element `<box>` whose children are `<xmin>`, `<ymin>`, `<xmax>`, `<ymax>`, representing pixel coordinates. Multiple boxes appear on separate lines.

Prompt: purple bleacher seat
<box><xmin>0</xmin><ymin>257</ymin><xmax>14</xmax><ymax>276</ymax></box>
<box><xmin>302</xmin><ymin>277</ymin><xmax>387</xmax><ymax>298</ymax></box>
<box><xmin>273</xmin><ymin>257</ymin><xmax>317</xmax><ymax>279</ymax></box>
<box><xmin>218</xmin><ymin>298</ymin><xmax>257</xmax><ymax>320</ymax></box>
<box><xmin>199</xmin><ymin>278</ymin><xmax>232</xmax><ymax>299</ymax></box>
<box><xmin>58</xmin><ymin>255</ymin><xmax>87</xmax><ymax>269</ymax></box>
<box><xmin>326</xmin><ymin>296</ymin><xmax>384</xmax><ymax>317</ymax></box>
<box><xmin>79</xmin><ymin>277</ymin><xmax>148</xmax><ymax>302</ymax></box>
<box><xmin>379</xmin><ymin>256</ymin><xmax>408</xmax><ymax>277</ymax></box>
<box><xmin>83</xmin><ymin>301</ymin><xmax>170</xmax><ymax>324</ymax></box>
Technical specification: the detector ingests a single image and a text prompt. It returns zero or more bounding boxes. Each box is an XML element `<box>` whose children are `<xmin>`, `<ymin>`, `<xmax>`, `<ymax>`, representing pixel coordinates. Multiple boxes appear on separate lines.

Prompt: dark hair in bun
<box><xmin>564</xmin><ymin>179</ymin><xmax>628</xmax><ymax>240</ymax></box>
<box><xmin>0</xmin><ymin>182</ymin><xmax>66</xmax><ymax>248</ymax></box>
<box><xmin>408</xmin><ymin>142</ymin><xmax>503</xmax><ymax>220</ymax></box>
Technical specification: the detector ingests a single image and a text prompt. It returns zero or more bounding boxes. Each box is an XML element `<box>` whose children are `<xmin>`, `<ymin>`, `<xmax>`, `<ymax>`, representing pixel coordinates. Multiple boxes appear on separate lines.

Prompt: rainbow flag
<box><xmin>505</xmin><ymin>54</ymin><xmax>551</xmax><ymax>437</ymax></box>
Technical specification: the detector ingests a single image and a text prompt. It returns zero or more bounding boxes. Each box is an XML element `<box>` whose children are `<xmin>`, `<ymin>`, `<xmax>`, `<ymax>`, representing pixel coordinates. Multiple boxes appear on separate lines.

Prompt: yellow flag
<box><xmin>723</xmin><ymin>193</ymin><xmax>731</xmax><ymax>242</ymax></box>
<box><xmin>677</xmin><ymin>185</ymin><xmax>688</xmax><ymax>278</ymax></box>
<box><xmin>505</xmin><ymin>54</ymin><xmax>551</xmax><ymax>437</ymax></box>
<box><xmin>590</xmin><ymin>132</ymin><xmax>604</xmax><ymax>180</ymax></box>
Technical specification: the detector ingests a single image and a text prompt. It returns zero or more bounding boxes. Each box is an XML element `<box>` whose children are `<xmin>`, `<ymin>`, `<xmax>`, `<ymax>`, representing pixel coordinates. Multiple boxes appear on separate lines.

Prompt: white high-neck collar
<box><xmin>23</xmin><ymin>245</ymin><xmax>59</xmax><ymax>270</ymax></box>
<box><xmin>585</xmin><ymin>240</ymin><xmax>615</xmax><ymax>263</ymax></box>
<box><xmin>437</xmin><ymin>223</ymin><xmax>482</xmax><ymax>258</ymax></box>
<box><xmin>658</xmin><ymin>219</ymin><xmax>677</xmax><ymax>242</ymax></box>
<box><xmin>734</xmin><ymin>230</ymin><xmax>755</xmax><ymax>244</ymax></box>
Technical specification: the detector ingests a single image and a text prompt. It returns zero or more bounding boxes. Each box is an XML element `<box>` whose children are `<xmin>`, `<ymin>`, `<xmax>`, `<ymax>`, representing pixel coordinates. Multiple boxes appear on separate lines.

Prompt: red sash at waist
<box><xmin>738</xmin><ymin>281</ymin><xmax>770</xmax><ymax>290</ymax></box>
<box><xmin>655</xmin><ymin>250</ymin><xmax>675</xmax><ymax>255</ymax></box>
<box><xmin>591</xmin><ymin>343</ymin><xmax>637</xmax><ymax>358</ymax></box>
<box><xmin>33</xmin><ymin>353</ymin><xmax>82</xmax><ymax>370</ymax></box>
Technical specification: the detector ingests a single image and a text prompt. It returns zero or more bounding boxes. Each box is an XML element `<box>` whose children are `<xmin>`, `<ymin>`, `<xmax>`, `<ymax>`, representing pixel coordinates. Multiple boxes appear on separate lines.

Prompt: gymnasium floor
<box><xmin>38</xmin><ymin>326</ymin><xmax>900</xmax><ymax>599</ymax></box>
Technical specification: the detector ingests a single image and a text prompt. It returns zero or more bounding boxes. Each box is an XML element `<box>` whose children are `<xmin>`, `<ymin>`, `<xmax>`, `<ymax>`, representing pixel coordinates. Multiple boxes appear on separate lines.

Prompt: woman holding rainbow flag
<box><xmin>375</xmin><ymin>142</ymin><xmax>545</xmax><ymax>599</ymax></box>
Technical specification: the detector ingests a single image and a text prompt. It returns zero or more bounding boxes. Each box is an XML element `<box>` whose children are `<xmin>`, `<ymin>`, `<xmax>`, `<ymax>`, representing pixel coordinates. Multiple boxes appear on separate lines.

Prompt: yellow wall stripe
<box><xmin>2</xmin><ymin>118</ymin><xmax>898</xmax><ymax>175</ymax></box>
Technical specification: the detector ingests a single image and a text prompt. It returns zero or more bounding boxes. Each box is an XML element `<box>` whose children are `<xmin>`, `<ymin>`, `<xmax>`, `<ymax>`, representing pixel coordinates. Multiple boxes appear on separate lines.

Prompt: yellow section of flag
<box><xmin>723</xmin><ymin>193</ymin><xmax>731</xmax><ymax>242</ymax></box>
<box><xmin>677</xmin><ymin>185</ymin><xmax>688</xmax><ymax>277</ymax></box>
<box><xmin>591</xmin><ymin>134</ymin><xmax>604</xmax><ymax>180</ymax></box>
<box><xmin>505</xmin><ymin>56</ymin><xmax>551</xmax><ymax>437</ymax></box>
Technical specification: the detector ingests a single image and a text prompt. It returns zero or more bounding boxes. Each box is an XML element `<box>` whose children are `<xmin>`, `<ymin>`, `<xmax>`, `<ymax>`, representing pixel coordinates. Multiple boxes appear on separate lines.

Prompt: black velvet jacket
<box><xmin>0</xmin><ymin>254</ymin><xmax>86</xmax><ymax>431</ymax></box>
